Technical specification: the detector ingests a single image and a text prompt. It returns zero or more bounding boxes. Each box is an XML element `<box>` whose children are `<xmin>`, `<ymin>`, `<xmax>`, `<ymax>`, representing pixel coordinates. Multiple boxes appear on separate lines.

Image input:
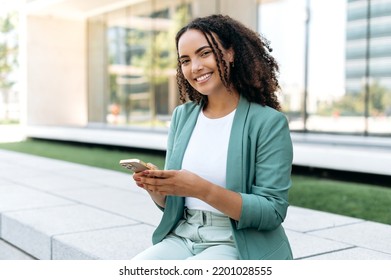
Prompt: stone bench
<box><xmin>1</xmin><ymin>150</ymin><xmax>391</xmax><ymax>260</ymax></box>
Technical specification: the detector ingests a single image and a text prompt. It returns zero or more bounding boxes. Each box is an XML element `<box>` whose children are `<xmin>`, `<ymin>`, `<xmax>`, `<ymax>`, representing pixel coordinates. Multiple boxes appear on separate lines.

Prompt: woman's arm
<box><xmin>138</xmin><ymin>169</ymin><xmax>243</xmax><ymax>221</ymax></box>
<box><xmin>237</xmin><ymin>112</ymin><xmax>293</xmax><ymax>230</ymax></box>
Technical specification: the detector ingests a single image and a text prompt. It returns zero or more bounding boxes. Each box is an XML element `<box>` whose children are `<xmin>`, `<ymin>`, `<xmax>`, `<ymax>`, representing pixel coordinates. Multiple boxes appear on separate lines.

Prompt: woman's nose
<box><xmin>191</xmin><ymin>59</ymin><xmax>203</xmax><ymax>73</ymax></box>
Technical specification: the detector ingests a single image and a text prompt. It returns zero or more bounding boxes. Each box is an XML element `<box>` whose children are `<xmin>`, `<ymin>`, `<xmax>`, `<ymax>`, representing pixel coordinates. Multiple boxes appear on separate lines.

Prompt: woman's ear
<box><xmin>227</xmin><ymin>48</ymin><xmax>235</xmax><ymax>63</ymax></box>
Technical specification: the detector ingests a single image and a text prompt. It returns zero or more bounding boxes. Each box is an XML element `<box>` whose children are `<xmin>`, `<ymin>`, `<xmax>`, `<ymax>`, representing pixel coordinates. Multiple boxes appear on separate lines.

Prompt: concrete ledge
<box><xmin>26</xmin><ymin>125</ymin><xmax>168</xmax><ymax>151</ymax></box>
<box><xmin>310</xmin><ymin>221</ymin><xmax>391</xmax><ymax>255</ymax></box>
<box><xmin>0</xmin><ymin>149</ymin><xmax>162</xmax><ymax>259</ymax></box>
<box><xmin>52</xmin><ymin>224</ymin><xmax>156</xmax><ymax>260</ymax></box>
<box><xmin>0</xmin><ymin>239</ymin><xmax>35</xmax><ymax>260</ymax></box>
<box><xmin>2</xmin><ymin>205</ymin><xmax>138</xmax><ymax>259</ymax></box>
<box><xmin>1</xmin><ymin>149</ymin><xmax>391</xmax><ymax>260</ymax></box>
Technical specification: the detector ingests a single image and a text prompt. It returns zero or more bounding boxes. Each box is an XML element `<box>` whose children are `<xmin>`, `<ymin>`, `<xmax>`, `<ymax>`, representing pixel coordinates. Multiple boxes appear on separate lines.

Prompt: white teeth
<box><xmin>196</xmin><ymin>73</ymin><xmax>211</xmax><ymax>82</ymax></box>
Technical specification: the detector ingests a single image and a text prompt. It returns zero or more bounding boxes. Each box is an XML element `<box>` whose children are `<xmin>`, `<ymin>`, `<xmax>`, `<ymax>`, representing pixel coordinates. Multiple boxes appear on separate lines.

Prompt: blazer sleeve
<box><xmin>236</xmin><ymin>112</ymin><xmax>293</xmax><ymax>231</ymax></box>
<box><xmin>164</xmin><ymin>106</ymin><xmax>180</xmax><ymax>170</ymax></box>
<box><xmin>150</xmin><ymin>106</ymin><xmax>180</xmax><ymax>212</ymax></box>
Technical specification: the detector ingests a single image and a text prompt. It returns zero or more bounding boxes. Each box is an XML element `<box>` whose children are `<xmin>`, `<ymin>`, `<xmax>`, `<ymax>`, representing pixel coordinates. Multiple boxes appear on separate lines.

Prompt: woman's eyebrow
<box><xmin>179</xmin><ymin>45</ymin><xmax>211</xmax><ymax>59</ymax></box>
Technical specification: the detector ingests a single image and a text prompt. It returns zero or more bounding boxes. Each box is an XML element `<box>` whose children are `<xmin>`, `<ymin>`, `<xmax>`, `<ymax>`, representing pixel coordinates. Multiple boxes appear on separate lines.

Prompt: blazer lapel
<box><xmin>169</xmin><ymin>104</ymin><xmax>201</xmax><ymax>170</ymax></box>
<box><xmin>226</xmin><ymin>96</ymin><xmax>250</xmax><ymax>192</ymax></box>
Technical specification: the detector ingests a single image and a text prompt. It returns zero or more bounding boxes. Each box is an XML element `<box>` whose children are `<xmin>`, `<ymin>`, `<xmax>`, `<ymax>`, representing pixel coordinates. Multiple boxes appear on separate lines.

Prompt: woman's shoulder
<box><xmin>174</xmin><ymin>101</ymin><xmax>199</xmax><ymax>115</ymax></box>
<box><xmin>244</xmin><ymin>103</ymin><xmax>291</xmax><ymax>143</ymax></box>
<box><xmin>247</xmin><ymin>102</ymin><xmax>287</xmax><ymax>123</ymax></box>
<box><xmin>240</xmin><ymin>101</ymin><xmax>289</xmax><ymax>135</ymax></box>
<box><xmin>170</xmin><ymin>101</ymin><xmax>201</xmax><ymax>127</ymax></box>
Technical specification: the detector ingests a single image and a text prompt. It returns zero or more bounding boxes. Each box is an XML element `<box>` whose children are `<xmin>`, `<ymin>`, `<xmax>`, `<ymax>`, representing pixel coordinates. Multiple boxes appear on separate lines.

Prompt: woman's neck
<box><xmin>203</xmin><ymin>91</ymin><xmax>239</xmax><ymax>119</ymax></box>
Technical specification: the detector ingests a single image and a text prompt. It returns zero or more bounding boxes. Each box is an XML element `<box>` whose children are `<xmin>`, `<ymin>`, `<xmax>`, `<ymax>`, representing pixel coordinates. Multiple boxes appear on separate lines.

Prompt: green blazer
<box><xmin>153</xmin><ymin>96</ymin><xmax>294</xmax><ymax>260</ymax></box>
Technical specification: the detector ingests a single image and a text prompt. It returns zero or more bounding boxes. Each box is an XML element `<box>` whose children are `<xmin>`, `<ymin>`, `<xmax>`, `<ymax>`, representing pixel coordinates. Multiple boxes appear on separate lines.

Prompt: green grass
<box><xmin>0</xmin><ymin>120</ymin><xmax>19</xmax><ymax>125</ymax></box>
<box><xmin>0</xmin><ymin>139</ymin><xmax>167</xmax><ymax>173</ymax></box>
<box><xmin>290</xmin><ymin>176</ymin><xmax>391</xmax><ymax>225</ymax></box>
<box><xmin>1</xmin><ymin>139</ymin><xmax>390</xmax><ymax>225</ymax></box>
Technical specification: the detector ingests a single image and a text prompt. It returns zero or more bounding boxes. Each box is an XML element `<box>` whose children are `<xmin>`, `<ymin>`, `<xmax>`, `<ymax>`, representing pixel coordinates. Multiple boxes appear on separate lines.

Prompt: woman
<box><xmin>132</xmin><ymin>14</ymin><xmax>293</xmax><ymax>260</ymax></box>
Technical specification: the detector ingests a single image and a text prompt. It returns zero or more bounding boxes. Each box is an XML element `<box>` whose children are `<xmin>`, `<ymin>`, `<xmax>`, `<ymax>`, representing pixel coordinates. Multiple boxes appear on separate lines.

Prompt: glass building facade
<box><xmin>23</xmin><ymin>0</ymin><xmax>390</xmax><ymax>136</ymax></box>
<box><xmin>86</xmin><ymin>0</ymin><xmax>391</xmax><ymax>135</ymax></box>
<box><xmin>87</xmin><ymin>1</ymin><xmax>192</xmax><ymax>128</ymax></box>
<box><xmin>259</xmin><ymin>0</ymin><xmax>391</xmax><ymax>135</ymax></box>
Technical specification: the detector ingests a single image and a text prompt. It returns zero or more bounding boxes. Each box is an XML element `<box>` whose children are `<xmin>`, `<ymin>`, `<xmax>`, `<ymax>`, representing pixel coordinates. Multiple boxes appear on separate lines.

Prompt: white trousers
<box><xmin>132</xmin><ymin>209</ymin><xmax>239</xmax><ymax>260</ymax></box>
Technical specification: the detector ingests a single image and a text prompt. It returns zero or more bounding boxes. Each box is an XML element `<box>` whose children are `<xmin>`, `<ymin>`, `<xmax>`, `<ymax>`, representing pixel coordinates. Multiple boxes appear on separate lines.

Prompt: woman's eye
<box><xmin>201</xmin><ymin>50</ymin><xmax>211</xmax><ymax>57</ymax></box>
<box><xmin>180</xmin><ymin>59</ymin><xmax>190</xmax><ymax>65</ymax></box>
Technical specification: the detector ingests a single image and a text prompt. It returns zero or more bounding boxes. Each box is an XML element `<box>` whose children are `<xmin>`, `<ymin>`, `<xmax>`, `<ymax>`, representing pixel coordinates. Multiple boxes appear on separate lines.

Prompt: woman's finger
<box><xmin>142</xmin><ymin>169</ymin><xmax>175</xmax><ymax>178</ymax></box>
<box><xmin>146</xmin><ymin>163</ymin><xmax>158</xmax><ymax>170</ymax></box>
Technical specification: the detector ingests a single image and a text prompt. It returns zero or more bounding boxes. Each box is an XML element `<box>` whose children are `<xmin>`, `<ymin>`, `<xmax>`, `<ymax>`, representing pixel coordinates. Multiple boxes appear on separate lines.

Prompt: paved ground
<box><xmin>1</xmin><ymin>149</ymin><xmax>391</xmax><ymax>260</ymax></box>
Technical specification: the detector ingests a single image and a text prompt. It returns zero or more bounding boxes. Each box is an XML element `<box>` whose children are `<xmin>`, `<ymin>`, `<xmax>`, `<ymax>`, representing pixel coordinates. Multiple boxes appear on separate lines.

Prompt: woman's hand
<box><xmin>132</xmin><ymin>162</ymin><xmax>157</xmax><ymax>189</ymax></box>
<box><xmin>138</xmin><ymin>169</ymin><xmax>207</xmax><ymax>197</ymax></box>
<box><xmin>138</xmin><ymin>169</ymin><xmax>243</xmax><ymax>221</ymax></box>
<box><xmin>132</xmin><ymin>163</ymin><xmax>166</xmax><ymax>208</ymax></box>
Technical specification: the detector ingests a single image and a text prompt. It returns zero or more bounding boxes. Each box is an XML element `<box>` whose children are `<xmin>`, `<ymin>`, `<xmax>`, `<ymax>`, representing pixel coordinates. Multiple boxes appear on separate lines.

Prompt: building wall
<box><xmin>346</xmin><ymin>0</ymin><xmax>391</xmax><ymax>91</ymax></box>
<box><xmin>23</xmin><ymin>0</ymin><xmax>390</xmax><ymax>135</ymax></box>
<box><xmin>26</xmin><ymin>15</ymin><xmax>87</xmax><ymax>126</ymax></box>
<box><xmin>24</xmin><ymin>0</ymin><xmax>257</xmax><ymax>128</ymax></box>
<box><xmin>191</xmin><ymin>0</ymin><xmax>257</xmax><ymax>28</ymax></box>
<box><xmin>87</xmin><ymin>15</ymin><xmax>107</xmax><ymax>124</ymax></box>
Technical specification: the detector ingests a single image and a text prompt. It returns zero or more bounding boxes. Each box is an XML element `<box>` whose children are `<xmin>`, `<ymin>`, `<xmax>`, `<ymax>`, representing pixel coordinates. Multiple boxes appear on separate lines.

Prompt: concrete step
<box><xmin>0</xmin><ymin>239</ymin><xmax>35</xmax><ymax>260</ymax></box>
<box><xmin>1</xmin><ymin>149</ymin><xmax>391</xmax><ymax>260</ymax></box>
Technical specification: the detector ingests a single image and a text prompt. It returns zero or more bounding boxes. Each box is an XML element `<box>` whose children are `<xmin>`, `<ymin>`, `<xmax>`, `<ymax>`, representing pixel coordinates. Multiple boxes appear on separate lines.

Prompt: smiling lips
<box><xmin>195</xmin><ymin>73</ymin><xmax>212</xmax><ymax>83</ymax></box>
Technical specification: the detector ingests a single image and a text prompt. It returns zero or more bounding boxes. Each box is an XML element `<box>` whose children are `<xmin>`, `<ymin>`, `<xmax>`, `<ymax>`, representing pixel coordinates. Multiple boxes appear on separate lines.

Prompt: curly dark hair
<box><xmin>175</xmin><ymin>14</ymin><xmax>281</xmax><ymax>111</ymax></box>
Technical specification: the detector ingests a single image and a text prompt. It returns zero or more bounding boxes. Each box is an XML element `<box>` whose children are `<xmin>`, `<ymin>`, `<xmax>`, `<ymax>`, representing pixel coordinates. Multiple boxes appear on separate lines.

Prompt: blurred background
<box><xmin>1</xmin><ymin>0</ymin><xmax>391</xmax><ymax>177</ymax></box>
<box><xmin>1</xmin><ymin>0</ymin><xmax>390</xmax><ymax>134</ymax></box>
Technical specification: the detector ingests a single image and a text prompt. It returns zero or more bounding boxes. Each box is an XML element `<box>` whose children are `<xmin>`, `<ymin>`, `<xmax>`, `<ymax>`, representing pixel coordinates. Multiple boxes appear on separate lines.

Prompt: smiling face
<box><xmin>177</xmin><ymin>29</ymin><xmax>233</xmax><ymax>98</ymax></box>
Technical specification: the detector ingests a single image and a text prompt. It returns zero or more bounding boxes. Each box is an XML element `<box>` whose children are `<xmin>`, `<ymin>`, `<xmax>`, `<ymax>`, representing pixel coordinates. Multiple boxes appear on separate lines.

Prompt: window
<box><xmin>258</xmin><ymin>0</ymin><xmax>391</xmax><ymax>135</ymax></box>
<box><xmin>88</xmin><ymin>1</ymin><xmax>191</xmax><ymax>128</ymax></box>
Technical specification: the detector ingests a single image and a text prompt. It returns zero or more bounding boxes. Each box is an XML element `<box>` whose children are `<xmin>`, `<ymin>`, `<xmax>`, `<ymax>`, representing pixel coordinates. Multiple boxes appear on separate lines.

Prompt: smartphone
<box><xmin>119</xmin><ymin>159</ymin><xmax>151</xmax><ymax>173</ymax></box>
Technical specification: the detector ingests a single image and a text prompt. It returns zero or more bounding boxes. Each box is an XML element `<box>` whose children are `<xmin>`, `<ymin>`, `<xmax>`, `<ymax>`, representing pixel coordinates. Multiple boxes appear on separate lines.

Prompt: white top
<box><xmin>182</xmin><ymin>109</ymin><xmax>236</xmax><ymax>213</ymax></box>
